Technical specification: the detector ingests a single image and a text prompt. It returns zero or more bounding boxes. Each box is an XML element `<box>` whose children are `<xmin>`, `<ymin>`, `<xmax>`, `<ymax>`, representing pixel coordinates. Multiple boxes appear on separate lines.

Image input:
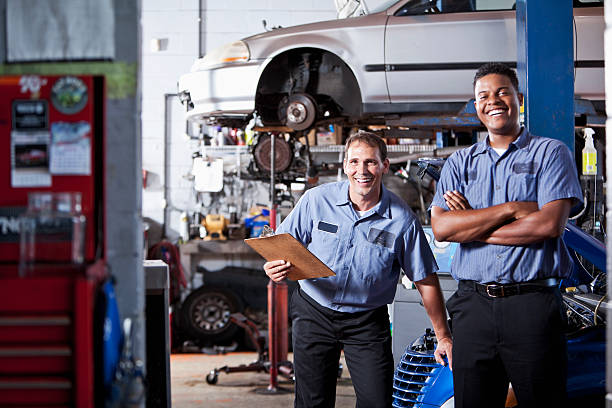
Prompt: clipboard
<box><xmin>245</xmin><ymin>233</ymin><xmax>335</xmax><ymax>280</ymax></box>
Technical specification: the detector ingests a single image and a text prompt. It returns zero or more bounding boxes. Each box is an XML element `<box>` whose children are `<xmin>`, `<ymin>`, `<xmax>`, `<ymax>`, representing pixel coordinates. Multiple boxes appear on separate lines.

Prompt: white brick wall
<box><xmin>141</xmin><ymin>1</ymin><xmax>391</xmax><ymax>236</ymax></box>
<box><xmin>142</xmin><ymin>1</ymin><xmax>197</xmax><ymax>232</ymax></box>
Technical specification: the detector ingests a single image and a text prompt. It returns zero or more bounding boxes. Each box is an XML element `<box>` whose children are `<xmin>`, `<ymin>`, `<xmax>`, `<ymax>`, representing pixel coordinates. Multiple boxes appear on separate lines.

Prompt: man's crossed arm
<box><xmin>431</xmin><ymin>190</ymin><xmax>572</xmax><ymax>245</ymax></box>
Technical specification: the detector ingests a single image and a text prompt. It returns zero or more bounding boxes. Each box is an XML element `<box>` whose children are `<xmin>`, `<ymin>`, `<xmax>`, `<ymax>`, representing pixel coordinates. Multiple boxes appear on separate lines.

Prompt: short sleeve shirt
<box><xmin>430</xmin><ymin>129</ymin><xmax>583</xmax><ymax>284</ymax></box>
<box><xmin>277</xmin><ymin>180</ymin><xmax>438</xmax><ymax>312</ymax></box>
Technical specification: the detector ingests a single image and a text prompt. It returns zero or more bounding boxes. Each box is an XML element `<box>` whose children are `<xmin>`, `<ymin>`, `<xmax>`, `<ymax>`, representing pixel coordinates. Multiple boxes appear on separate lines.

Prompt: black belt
<box><xmin>459</xmin><ymin>278</ymin><xmax>559</xmax><ymax>298</ymax></box>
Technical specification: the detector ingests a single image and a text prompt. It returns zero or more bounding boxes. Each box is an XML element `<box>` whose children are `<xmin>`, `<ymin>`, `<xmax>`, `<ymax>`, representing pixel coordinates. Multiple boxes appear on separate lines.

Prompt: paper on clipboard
<box><xmin>245</xmin><ymin>233</ymin><xmax>335</xmax><ymax>281</ymax></box>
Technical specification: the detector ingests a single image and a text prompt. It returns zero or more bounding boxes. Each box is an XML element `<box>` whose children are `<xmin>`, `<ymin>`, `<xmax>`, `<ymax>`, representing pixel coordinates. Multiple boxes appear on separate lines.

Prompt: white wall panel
<box><xmin>268</xmin><ymin>0</ymin><xmax>314</xmax><ymax>11</ymax></box>
<box><xmin>7</xmin><ymin>0</ymin><xmax>115</xmax><ymax>61</ymax></box>
<box><xmin>180</xmin><ymin>0</ymin><xmax>200</xmax><ymax>9</ymax></box>
<box><xmin>204</xmin><ymin>0</ymin><xmax>252</xmax><ymax>10</ymax></box>
<box><xmin>291</xmin><ymin>11</ymin><xmax>337</xmax><ymax>26</ymax></box>
<box><xmin>204</xmin><ymin>10</ymin><xmax>250</xmax><ymax>33</ymax></box>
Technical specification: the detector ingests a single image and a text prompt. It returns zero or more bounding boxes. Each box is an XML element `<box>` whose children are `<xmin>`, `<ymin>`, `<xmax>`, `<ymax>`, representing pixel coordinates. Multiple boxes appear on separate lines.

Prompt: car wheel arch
<box><xmin>254</xmin><ymin>47</ymin><xmax>362</xmax><ymax>125</ymax></box>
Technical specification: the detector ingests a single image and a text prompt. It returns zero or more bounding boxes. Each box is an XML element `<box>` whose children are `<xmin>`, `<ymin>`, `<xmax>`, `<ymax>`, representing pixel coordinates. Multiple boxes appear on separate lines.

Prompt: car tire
<box><xmin>180</xmin><ymin>286</ymin><xmax>243</xmax><ymax>343</ymax></box>
<box><xmin>279</xmin><ymin>93</ymin><xmax>317</xmax><ymax>131</ymax></box>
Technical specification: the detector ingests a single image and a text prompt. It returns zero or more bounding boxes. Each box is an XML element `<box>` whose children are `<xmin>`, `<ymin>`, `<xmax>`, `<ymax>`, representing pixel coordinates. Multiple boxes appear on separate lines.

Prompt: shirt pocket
<box><xmin>309</xmin><ymin>227</ymin><xmax>340</xmax><ymax>266</ymax></box>
<box><xmin>461</xmin><ymin>181</ymin><xmax>486</xmax><ymax>209</ymax></box>
<box><xmin>509</xmin><ymin>173</ymin><xmax>537</xmax><ymax>202</ymax></box>
<box><xmin>359</xmin><ymin>242</ymin><xmax>395</xmax><ymax>284</ymax></box>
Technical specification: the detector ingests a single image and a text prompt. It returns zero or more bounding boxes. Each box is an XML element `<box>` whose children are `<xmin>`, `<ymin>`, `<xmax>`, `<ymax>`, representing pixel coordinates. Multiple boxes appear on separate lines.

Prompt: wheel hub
<box><xmin>193</xmin><ymin>295</ymin><xmax>231</xmax><ymax>332</ymax></box>
<box><xmin>287</xmin><ymin>102</ymin><xmax>307</xmax><ymax>124</ymax></box>
<box><xmin>279</xmin><ymin>93</ymin><xmax>317</xmax><ymax>131</ymax></box>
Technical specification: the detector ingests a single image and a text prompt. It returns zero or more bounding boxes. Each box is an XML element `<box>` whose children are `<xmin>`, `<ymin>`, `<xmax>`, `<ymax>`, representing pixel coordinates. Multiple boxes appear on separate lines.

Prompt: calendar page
<box><xmin>10</xmin><ymin>130</ymin><xmax>52</xmax><ymax>187</ymax></box>
<box><xmin>49</xmin><ymin>121</ymin><xmax>91</xmax><ymax>175</ymax></box>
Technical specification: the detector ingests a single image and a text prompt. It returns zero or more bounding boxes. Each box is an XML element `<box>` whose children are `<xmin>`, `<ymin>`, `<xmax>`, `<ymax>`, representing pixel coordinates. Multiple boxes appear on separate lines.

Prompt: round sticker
<box><xmin>51</xmin><ymin>76</ymin><xmax>88</xmax><ymax>115</ymax></box>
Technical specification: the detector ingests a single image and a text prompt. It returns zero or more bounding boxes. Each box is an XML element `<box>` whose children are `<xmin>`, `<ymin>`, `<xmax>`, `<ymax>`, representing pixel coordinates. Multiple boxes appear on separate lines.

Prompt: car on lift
<box><xmin>178</xmin><ymin>0</ymin><xmax>604</xmax><ymax>131</ymax></box>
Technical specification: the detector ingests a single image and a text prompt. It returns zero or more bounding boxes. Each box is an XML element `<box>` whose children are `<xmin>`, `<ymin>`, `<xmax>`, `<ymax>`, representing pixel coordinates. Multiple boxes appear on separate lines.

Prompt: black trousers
<box><xmin>447</xmin><ymin>281</ymin><xmax>567</xmax><ymax>408</ymax></box>
<box><xmin>290</xmin><ymin>287</ymin><xmax>394</xmax><ymax>408</ymax></box>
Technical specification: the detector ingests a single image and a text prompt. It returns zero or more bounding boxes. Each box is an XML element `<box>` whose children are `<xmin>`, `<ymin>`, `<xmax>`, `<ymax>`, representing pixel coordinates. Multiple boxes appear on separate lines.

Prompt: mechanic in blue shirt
<box><xmin>265</xmin><ymin>131</ymin><xmax>452</xmax><ymax>408</ymax></box>
<box><xmin>430</xmin><ymin>62</ymin><xmax>582</xmax><ymax>408</ymax></box>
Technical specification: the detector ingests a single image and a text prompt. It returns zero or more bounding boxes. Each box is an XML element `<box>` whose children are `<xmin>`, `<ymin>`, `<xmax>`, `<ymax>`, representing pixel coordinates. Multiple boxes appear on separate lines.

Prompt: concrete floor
<box><xmin>171</xmin><ymin>352</ymin><xmax>356</xmax><ymax>407</ymax></box>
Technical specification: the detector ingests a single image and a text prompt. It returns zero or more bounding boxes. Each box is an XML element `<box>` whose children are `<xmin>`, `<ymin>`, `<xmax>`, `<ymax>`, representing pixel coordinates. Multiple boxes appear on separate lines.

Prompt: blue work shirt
<box><xmin>277</xmin><ymin>180</ymin><xmax>438</xmax><ymax>312</ymax></box>
<box><xmin>431</xmin><ymin>129</ymin><xmax>583</xmax><ymax>284</ymax></box>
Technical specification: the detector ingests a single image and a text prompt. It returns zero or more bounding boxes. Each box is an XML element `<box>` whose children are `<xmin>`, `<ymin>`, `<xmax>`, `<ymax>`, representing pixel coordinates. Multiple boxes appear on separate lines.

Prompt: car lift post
<box><xmin>515</xmin><ymin>0</ymin><xmax>574</xmax><ymax>151</ymax></box>
<box><xmin>259</xmin><ymin>132</ymin><xmax>291</xmax><ymax>394</ymax></box>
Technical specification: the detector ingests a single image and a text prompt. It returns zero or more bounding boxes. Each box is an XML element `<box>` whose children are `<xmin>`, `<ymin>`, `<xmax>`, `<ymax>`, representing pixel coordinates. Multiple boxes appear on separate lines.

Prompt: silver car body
<box><xmin>178</xmin><ymin>0</ymin><xmax>604</xmax><ymax>124</ymax></box>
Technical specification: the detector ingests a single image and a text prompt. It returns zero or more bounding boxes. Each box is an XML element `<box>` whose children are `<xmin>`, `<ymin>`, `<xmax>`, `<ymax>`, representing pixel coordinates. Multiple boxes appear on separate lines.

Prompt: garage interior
<box><xmin>0</xmin><ymin>0</ymin><xmax>610</xmax><ymax>407</ymax></box>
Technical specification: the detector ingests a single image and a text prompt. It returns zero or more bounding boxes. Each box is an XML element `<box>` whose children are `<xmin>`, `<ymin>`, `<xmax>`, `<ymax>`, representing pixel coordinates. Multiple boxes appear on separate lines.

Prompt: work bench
<box><xmin>179</xmin><ymin>239</ymin><xmax>265</xmax><ymax>289</ymax></box>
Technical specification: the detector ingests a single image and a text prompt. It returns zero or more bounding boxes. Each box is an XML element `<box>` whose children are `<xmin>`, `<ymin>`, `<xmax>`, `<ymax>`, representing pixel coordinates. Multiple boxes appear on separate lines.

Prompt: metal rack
<box><xmin>198</xmin><ymin>144</ymin><xmax>436</xmax><ymax>154</ymax></box>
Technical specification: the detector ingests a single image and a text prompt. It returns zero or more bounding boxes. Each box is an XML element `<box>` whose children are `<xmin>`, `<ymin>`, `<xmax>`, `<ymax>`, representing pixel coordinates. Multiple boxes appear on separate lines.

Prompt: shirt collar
<box><xmin>335</xmin><ymin>181</ymin><xmax>352</xmax><ymax>206</ymax></box>
<box><xmin>471</xmin><ymin>139</ymin><xmax>489</xmax><ymax>157</ymax></box>
<box><xmin>470</xmin><ymin>127</ymin><xmax>530</xmax><ymax>157</ymax></box>
<box><xmin>335</xmin><ymin>180</ymin><xmax>391</xmax><ymax>219</ymax></box>
<box><xmin>377</xmin><ymin>184</ymin><xmax>392</xmax><ymax>219</ymax></box>
<box><xmin>510</xmin><ymin>127</ymin><xmax>530</xmax><ymax>150</ymax></box>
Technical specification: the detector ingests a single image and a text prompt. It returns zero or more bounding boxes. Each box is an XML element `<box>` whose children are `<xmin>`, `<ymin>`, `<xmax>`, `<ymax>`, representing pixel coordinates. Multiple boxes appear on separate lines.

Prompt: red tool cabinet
<box><xmin>0</xmin><ymin>75</ymin><xmax>105</xmax><ymax>407</ymax></box>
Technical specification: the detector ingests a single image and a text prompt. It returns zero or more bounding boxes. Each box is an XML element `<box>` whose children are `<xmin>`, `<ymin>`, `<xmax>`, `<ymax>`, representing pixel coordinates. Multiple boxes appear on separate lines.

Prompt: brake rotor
<box><xmin>278</xmin><ymin>93</ymin><xmax>317</xmax><ymax>131</ymax></box>
<box><xmin>253</xmin><ymin>134</ymin><xmax>293</xmax><ymax>173</ymax></box>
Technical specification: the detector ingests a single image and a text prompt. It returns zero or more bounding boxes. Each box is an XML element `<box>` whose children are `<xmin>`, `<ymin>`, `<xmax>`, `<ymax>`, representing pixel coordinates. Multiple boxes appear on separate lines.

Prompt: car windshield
<box><xmin>368</xmin><ymin>0</ymin><xmax>403</xmax><ymax>14</ymax></box>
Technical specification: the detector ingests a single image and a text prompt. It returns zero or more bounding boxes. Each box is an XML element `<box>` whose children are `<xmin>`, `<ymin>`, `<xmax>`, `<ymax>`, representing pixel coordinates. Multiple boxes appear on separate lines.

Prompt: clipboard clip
<box><xmin>260</xmin><ymin>225</ymin><xmax>275</xmax><ymax>237</ymax></box>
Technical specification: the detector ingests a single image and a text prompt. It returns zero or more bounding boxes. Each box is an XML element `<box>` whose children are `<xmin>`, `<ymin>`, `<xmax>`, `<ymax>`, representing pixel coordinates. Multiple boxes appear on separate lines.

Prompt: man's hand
<box><xmin>414</xmin><ymin>274</ymin><xmax>453</xmax><ymax>369</ymax></box>
<box><xmin>444</xmin><ymin>190</ymin><xmax>472</xmax><ymax>211</ymax></box>
<box><xmin>263</xmin><ymin>259</ymin><xmax>292</xmax><ymax>282</ymax></box>
<box><xmin>434</xmin><ymin>336</ymin><xmax>453</xmax><ymax>369</ymax></box>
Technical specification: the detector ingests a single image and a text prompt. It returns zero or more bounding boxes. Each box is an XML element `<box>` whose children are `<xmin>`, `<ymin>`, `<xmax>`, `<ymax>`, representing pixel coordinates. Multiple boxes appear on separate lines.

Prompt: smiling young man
<box><xmin>430</xmin><ymin>62</ymin><xmax>582</xmax><ymax>407</ymax></box>
<box><xmin>265</xmin><ymin>131</ymin><xmax>452</xmax><ymax>408</ymax></box>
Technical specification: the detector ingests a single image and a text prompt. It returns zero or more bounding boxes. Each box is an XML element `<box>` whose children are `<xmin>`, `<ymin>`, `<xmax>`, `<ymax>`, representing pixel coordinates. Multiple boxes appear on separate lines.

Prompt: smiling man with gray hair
<box><xmin>265</xmin><ymin>131</ymin><xmax>452</xmax><ymax>407</ymax></box>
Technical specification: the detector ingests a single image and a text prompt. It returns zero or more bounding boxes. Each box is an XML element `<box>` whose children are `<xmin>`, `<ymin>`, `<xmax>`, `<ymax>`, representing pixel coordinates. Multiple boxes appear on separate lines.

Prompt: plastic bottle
<box><xmin>582</xmin><ymin>128</ymin><xmax>597</xmax><ymax>175</ymax></box>
<box><xmin>179</xmin><ymin>211</ymin><xmax>190</xmax><ymax>242</ymax></box>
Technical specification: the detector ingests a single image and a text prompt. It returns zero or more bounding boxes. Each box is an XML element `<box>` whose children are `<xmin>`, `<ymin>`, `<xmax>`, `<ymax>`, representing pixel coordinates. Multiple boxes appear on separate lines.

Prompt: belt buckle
<box><xmin>485</xmin><ymin>284</ymin><xmax>504</xmax><ymax>298</ymax></box>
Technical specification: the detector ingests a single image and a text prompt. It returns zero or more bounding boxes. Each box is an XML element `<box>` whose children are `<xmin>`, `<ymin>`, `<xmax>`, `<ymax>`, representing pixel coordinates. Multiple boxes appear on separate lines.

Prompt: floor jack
<box><xmin>205</xmin><ymin>312</ymin><xmax>294</xmax><ymax>385</ymax></box>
